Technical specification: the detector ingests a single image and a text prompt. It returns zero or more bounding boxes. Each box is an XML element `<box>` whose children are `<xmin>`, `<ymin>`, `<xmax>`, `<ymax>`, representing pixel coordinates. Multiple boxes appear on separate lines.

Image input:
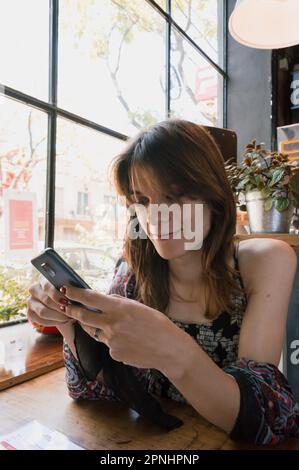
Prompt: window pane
<box><xmin>153</xmin><ymin>0</ymin><xmax>166</xmax><ymax>9</ymax></box>
<box><xmin>0</xmin><ymin>0</ymin><xmax>49</xmax><ymax>99</ymax></box>
<box><xmin>55</xmin><ymin>118</ymin><xmax>127</xmax><ymax>292</ymax></box>
<box><xmin>172</xmin><ymin>0</ymin><xmax>223</xmax><ymax>67</ymax></box>
<box><xmin>58</xmin><ymin>0</ymin><xmax>166</xmax><ymax>136</ymax></box>
<box><xmin>170</xmin><ymin>31</ymin><xmax>223</xmax><ymax>127</ymax></box>
<box><xmin>0</xmin><ymin>97</ymin><xmax>47</xmax><ymax>325</ymax></box>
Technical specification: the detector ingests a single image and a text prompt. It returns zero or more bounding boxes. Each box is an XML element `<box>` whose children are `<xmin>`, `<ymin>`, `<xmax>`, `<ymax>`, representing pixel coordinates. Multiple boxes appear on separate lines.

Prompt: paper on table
<box><xmin>0</xmin><ymin>420</ymin><xmax>84</xmax><ymax>450</ymax></box>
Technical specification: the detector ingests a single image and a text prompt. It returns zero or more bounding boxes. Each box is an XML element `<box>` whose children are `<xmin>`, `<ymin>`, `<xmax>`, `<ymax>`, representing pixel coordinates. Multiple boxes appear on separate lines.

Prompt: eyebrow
<box><xmin>129</xmin><ymin>185</ymin><xmax>181</xmax><ymax>196</ymax></box>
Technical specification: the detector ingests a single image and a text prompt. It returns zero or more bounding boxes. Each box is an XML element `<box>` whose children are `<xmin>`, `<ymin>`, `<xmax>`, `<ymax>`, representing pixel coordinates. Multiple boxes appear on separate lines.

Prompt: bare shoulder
<box><xmin>237</xmin><ymin>238</ymin><xmax>297</xmax><ymax>294</ymax></box>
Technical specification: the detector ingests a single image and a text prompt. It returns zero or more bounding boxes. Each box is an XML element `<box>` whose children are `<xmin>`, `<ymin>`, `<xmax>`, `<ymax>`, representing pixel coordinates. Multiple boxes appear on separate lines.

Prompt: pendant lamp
<box><xmin>228</xmin><ymin>0</ymin><xmax>299</xmax><ymax>49</ymax></box>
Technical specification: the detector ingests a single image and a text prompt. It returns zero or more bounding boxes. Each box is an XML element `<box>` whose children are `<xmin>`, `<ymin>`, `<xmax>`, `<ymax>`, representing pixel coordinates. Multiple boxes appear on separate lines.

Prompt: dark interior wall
<box><xmin>226</xmin><ymin>0</ymin><xmax>273</xmax><ymax>162</ymax></box>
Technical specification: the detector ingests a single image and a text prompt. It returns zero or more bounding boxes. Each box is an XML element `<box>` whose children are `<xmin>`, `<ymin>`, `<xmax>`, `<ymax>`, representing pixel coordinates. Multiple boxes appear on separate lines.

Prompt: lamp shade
<box><xmin>228</xmin><ymin>0</ymin><xmax>299</xmax><ymax>49</ymax></box>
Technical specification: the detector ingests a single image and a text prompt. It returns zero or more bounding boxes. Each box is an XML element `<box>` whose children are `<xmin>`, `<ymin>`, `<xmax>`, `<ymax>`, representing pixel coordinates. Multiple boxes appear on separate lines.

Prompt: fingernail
<box><xmin>59</xmin><ymin>298</ymin><xmax>68</xmax><ymax>305</ymax></box>
<box><xmin>59</xmin><ymin>286</ymin><xmax>66</xmax><ymax>294</ymax></box>
<box><xmin>59</xmin><ymin>305</ymin><xmax>66</xmax><ymax>312</ymax></box>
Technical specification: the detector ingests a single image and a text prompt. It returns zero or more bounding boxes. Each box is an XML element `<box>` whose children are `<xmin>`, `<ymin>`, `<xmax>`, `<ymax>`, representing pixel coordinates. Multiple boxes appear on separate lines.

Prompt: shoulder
<box><xmin>237</xmin><ymin>238</ymin><xmax>297</xmax><ymax>295</ymax></box>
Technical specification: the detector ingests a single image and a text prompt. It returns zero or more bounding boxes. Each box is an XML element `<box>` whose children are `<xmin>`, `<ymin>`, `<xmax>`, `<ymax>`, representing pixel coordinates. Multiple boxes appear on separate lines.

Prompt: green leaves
<box><xmin>265</xmin><ymin>197</ymin><xmax>290</xmax><ymax>212</ymax></box>
<box><xmin>290</xmin><ymin>174</ymin><xmax>299</xmax><ymax>194</ymax></box>
<box><xmin>292</xmin><ymin>196</ymin><xmax>299</xmax><ymax>209</ymax></box>
<box><xmin>224</xmin><ymin>139</ymin><xmax>299</xmax><ymax>212</ymax></box>
<box><xmin>264</xmin><ymin>198</ymin><xmax>273</xmax><ymax>211</ymax></box>
<box><xmin>269</xmin><ymin>169</ymin><xmax>284</xmax><ymax>187</ymax></box>
<box><xmin>0</xmin><ymin>270</ymin><xmax>28</xmax><ymax>322</ymax></box>
<box><xmin>275</xmin><ymin>198</ymin><xmax>290</xmax><ymax>212</ymax></box>
<box><xmin>260</xmin><ymin>187</ymin><xmax>271</xmax><ymax>198</ymax></box>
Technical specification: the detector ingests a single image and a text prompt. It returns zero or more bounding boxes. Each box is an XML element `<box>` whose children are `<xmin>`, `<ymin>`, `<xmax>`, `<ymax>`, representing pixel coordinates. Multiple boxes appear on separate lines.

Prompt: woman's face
<box><xmin>130</xmin><ymin>174</ymin><xmax>212</xmax><ymax>260</ymax></box>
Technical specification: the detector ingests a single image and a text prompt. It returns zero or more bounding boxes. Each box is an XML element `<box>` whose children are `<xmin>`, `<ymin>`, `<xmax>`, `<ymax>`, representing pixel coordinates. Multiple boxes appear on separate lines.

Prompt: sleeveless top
<box><xmin>112</xmin><ymin>239</ymin><xmax>247</xmax><ymax>404</ymax></box>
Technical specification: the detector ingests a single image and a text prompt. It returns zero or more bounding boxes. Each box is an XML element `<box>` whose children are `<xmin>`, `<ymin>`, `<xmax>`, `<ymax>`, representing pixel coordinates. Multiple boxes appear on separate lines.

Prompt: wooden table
<box><xmin>1</xmin><ymin>367</ymin><xmax>299</xmax><ymax>451</ymax></box>
<box><xmin>0</xmin><ymin>322</ymin><xmax>63</xmax><ymax>391</ymax></box>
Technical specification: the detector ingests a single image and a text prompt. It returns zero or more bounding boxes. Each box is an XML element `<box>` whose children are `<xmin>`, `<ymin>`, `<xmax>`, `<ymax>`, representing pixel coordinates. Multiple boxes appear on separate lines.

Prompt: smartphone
<box><xmin>31</xmin><ymin>247</ymin><xmax>101</xmax><ymax>312</ymax></box>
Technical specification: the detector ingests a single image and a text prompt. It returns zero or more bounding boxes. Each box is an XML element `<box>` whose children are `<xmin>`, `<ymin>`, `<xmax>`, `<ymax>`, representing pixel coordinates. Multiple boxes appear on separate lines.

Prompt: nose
<box><xmin>147</xmin><ymin>202</ymin><xmax>176</xmax><ymax>235</ymax></box>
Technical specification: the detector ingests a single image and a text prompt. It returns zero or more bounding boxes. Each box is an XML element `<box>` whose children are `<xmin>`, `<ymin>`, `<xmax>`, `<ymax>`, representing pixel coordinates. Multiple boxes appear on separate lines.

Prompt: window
<box><xmin>58</xmin><ymin>0</ymin><xmax>166</xmax><ymax>135</ymax></box>
<box><xmin>55</xmin><ymin>187</ymin><xmax>64</xmax><ymax>218</ymax></box>
<box><xmin>55</xmin><ymin>117</ymin><xmax>125</xmax><ymax>292</ymax></box>
<box><xmin>0</xmin><ymin>0</ymin><xmax>226</xmax><ymax>327</ymax></box>
<box><xmin>171</xmin><ymin>0</ymin><xmax>223</xmax><ymax>67</ymax></box>
<box><xmin>0</xmin><ymin>97</ymin><xmax>47</xmax><ymax>326</ymax></box>
<box><xmin>77</xmin><ymin>192</ymin><xmax>89</xmax><ymax>216</ymax></box>
<box><xmin>0</xmin><ymin>0</ymin><xmax>49</xmax><ymax>100</ymax></box>
<box><xmin>170</xmin><ymin>34</ymin><xmax>223</xmax><ymax>126</ymax></box>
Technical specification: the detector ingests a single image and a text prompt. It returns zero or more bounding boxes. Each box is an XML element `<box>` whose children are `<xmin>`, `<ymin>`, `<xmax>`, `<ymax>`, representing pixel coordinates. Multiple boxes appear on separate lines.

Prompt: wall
<box><xmin>226</xmin><ymin>0</ymin><xmax>273</xmax><ymax>162</ymax></box>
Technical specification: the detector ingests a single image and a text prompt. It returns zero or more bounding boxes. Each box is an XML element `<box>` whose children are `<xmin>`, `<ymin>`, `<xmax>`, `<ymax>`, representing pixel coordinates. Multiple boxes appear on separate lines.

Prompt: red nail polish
<box><xmin>59</xmin><ymin>305</ymin><xmax>66</xmax><ymax>312</ymax></box>
<box><xmin>59</xmin><ymin>298</ymin><xmax>68</xmax><ymax>305</ymax></box>
<box><xmin>60</xmin><ymin>286</ymin><xmax>66</xmax><ymax>294</ymax></box>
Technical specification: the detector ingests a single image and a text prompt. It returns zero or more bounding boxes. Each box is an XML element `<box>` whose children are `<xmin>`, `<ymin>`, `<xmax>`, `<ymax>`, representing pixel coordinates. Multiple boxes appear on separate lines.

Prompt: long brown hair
<box><xmin>109</xmin><ymin>118</ymin><xmax>243</xmax><ymax>320</ymax></box>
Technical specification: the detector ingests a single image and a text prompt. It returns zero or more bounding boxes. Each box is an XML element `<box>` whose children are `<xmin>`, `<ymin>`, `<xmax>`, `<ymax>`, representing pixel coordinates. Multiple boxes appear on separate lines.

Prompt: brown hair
<box><xmin>109</xmin><ymin>118</ymin><xmax>243</xmax><ymax>320</ymax></box>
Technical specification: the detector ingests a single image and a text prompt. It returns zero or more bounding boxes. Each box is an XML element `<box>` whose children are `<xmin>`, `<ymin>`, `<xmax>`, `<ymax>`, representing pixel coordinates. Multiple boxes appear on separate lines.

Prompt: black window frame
<box><xmin>0</xmin><ymin>0</ymin><xmax>228</xmax><ymax>251</ymax></box>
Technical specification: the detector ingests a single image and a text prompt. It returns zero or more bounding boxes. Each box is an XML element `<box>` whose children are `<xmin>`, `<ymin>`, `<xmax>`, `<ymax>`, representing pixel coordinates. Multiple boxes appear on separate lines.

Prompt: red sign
<box><xmin>195</xmin><ymin>66</ymin><xmax>217</xmax><ymax>102</ymax></box>
<box><xmin>9</xmin><ymin>199</ymin><xmax>34</xmax><ymax>250</ymax></box>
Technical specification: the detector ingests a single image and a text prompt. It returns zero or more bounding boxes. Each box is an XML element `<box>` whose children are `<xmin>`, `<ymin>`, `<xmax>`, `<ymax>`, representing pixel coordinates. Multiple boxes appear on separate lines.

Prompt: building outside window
<box><xmin>77</xmin><ymin>192</ymin><xmax>89</xmax><ymax>216</ymax></box>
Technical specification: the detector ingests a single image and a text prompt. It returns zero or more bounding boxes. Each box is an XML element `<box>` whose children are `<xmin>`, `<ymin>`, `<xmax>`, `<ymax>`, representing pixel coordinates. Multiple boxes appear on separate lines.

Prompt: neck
<box><xmin>168</xmin><ymin>250</ymin><xmax>203</xmax><ymax>296</ymax></box>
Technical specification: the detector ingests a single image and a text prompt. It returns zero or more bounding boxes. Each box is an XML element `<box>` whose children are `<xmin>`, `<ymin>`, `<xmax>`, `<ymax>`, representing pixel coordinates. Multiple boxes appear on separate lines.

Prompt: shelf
<box><xmin>234</xmin><ymin>233</ymin><xmax>299</xmax><ymax>248</ymax></box>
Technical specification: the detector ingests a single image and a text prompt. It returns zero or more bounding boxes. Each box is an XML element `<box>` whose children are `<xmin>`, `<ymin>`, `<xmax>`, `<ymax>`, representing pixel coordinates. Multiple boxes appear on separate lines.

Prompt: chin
<box><xmin>152</xmin><ymin>240</ymin><xmax>187</xmax><ymax>260</ymax></box>
<box><xmin>153</xmin><ymin>235</ymin><xmax>205</xmax><ymax>259</ymax></box>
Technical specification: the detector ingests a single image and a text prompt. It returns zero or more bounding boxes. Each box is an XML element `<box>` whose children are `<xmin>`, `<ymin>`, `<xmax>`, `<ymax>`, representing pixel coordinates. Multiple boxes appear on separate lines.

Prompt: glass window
<box><xmin>153</xmin><ymin>0</ymin><xmax>167</xmax><ymax>10</ymax></box>
<box><xmin>0</xmin><ymin>97</ymin><xmax>47</xmax><ymax>326</ymax></box>
<box><xmin>0</xmin><ymin>0</ymin><xmax>226</xmax><ymax>331</ymax></box>
<box><xmin>58</xmin><ymin>0</ymin><xmax>166</xmax><ymax>136</ymax></box>
<box><xmin>77</xmin><ymin>192</ymin><xmax>89</xmax><ymax>216</ymax></box>
<box><xmin>171</xmin><ymin>0</ymin><xmax>223</xmax><ymax>67</ymax></box>
<box><xmin>170</xmin><ymin>32</ymin><xmax>223</xmax><ymax>127</ymax></box>
<box><xmin>55</xmin><ymin>117</ymin><xmax>127</xmax><ymax>292</ymax></box>
<box><xmin>0</xmin><ymin>0</ymin><xmax>49</xmax><ymax>99</ymax></box>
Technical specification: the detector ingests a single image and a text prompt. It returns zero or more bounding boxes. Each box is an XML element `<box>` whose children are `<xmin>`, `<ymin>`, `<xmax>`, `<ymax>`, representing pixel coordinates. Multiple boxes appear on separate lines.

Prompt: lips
<box><xmin>150</xmin><ymin>228</ymin><xmax>182</xmax><ymax>238</ymax></box>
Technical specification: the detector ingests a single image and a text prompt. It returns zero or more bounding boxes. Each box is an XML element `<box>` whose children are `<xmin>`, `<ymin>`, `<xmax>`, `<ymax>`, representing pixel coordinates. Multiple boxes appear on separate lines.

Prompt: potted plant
<box><xmin>225</xmin><ymin>139</ymin><xmax>299</xmax><ymax>233</ymax></box>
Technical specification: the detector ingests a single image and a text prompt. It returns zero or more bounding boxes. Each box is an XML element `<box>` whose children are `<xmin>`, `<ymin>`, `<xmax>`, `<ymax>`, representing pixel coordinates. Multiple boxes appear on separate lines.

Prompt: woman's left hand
<box><xmin>62</xmin><ymin>285</ymin><xmax>184</xmax><ymax>371</ymax></box>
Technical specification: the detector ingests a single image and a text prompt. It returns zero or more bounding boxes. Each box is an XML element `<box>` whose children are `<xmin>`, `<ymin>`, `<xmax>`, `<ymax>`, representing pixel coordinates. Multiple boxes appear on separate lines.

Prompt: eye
<box><xmin>167</xmin><ymin>192</ymin><xmax>184</xmax><ymax>201</ymax></box>
<box><xmin>136</xmin><ymin>198</ymin><xmax>149</xmax><ymax>206</ymax></box>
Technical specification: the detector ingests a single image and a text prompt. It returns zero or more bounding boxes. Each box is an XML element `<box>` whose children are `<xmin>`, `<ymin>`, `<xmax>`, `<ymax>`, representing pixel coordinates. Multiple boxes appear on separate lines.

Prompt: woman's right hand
<box><xmin>27</xmin><ymin>277</ymin><xmax>74</xmax><ymax>327</ymax></box>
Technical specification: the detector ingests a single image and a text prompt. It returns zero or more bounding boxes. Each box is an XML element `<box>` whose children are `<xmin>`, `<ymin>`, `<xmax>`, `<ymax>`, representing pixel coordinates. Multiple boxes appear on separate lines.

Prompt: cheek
<box><xmin>134</xmin><ymin>199</ymin><xmax>212</xmax><ymax>240</ymax></box>
<box><xmin>183</xmin><ymin>199</ymin><xmax>211</xmax><ymax>234</ymax></box>
<box><xmin>136</xmin><ymin>210</ymin><xmax>149</xmax><ymax>235</ymax></box>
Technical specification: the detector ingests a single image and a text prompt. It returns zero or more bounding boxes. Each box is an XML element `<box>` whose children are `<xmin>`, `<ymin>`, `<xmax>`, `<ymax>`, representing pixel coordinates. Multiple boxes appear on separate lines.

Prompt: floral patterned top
<box><xmin>63</xmin><ymin>240</ymin><xmax>299</xmax><ymax>446</ymax></box>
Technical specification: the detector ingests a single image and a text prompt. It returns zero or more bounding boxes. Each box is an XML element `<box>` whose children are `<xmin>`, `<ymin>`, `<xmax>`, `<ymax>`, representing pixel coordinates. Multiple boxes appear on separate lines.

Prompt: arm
<box><xmin>55</xmin><ymin>315</ymin><xmax>118</xmax><ymax>399</ymax></box>
<box><xmin>63</xmin><ymin>338</ymin><xmax>119</xmax><ymax>400</ymax></box>
<box><xmin>56</xmin><ymin>321</ymin><xmax>77</xmax><ymax>359</ymax></box>
<box><xmin>159</xmin><ymin>239</ymin><xmax>298</xmax><ymax>440</ymax></box>
<box><xmin>61</xmin><ymin>254</ymin><xmax>130</xmax><ymax>400</ymax></box>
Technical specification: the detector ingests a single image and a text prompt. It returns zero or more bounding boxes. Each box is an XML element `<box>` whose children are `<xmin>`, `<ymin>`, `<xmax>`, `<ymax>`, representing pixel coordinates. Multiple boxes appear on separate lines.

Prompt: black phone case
<box><xmin>31</xmin><ymin>247</ymin><xmax>99</xmax><ymax>312</ymax></box>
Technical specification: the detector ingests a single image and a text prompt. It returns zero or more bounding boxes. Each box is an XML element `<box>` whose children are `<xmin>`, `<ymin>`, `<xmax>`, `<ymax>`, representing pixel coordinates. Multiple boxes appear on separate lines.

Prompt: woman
<box><xmin>27</xmin><ymin>119</ymin><xmax>299</xmax><ymax>445</ymax></box>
